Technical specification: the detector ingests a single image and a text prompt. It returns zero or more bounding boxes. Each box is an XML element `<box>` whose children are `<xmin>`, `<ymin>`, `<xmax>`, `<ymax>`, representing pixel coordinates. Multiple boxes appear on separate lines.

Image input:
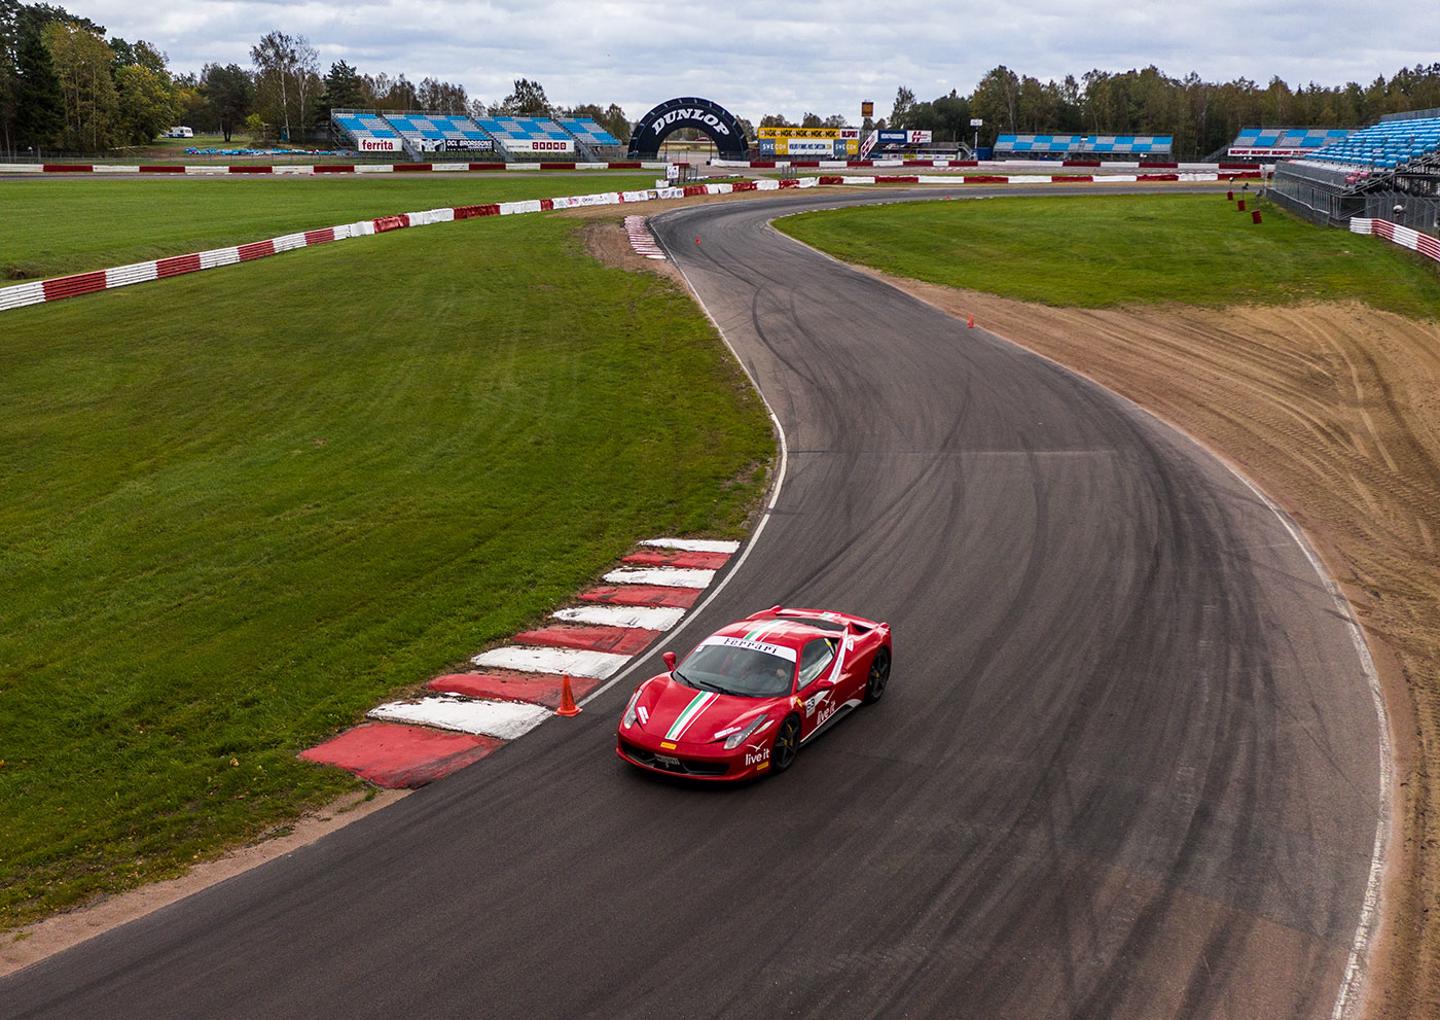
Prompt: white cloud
<box><xmin>77</xmin><ymin>0</ymin><xmax>1437</xmax><ymax>121</ymax></box>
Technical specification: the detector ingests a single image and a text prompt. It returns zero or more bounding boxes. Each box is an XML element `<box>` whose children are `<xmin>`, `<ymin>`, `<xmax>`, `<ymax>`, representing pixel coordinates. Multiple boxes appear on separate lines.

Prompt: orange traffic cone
<box><xmin>556</xmin><ymin>674</ymin><xmax>581</xmax><ymax>717</ymax></box>
<box><xmin>966</xmin><ymin>312</ymin><xmax>975</xmax><ymax>328</ymax></box>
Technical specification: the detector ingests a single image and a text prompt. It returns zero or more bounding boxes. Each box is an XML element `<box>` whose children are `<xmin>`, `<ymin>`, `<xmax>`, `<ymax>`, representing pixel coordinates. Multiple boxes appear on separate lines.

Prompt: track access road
<box><xmin>3</xmin><ymin>186</ymin><xmax>1382</xmax><ymax>1019</ymax></box>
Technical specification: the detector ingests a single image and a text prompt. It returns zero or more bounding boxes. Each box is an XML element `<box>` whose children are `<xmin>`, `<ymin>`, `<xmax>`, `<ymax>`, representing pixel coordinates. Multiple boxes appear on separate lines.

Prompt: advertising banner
<box><xmin>506</xmin><ymin>138</ymin><xmax>575</xmax><ymax>153</ymax></box>
<box><xmin>786</xmin><ymin>139</ymin><xmax>833</xmax><ymax>155</ymax></box>
<box><xmin>875</xmin><ymin>129</ymin><xmax>933</xmax><ymax>147</ymax></box>
<box><xmin>444</xmin><ymin>138</ymin><xmax>493</xmax><ymax>152</ymax></box>
<box><xmin>758</xmin><ymin>126</ymin><xmax>842</xmax><ymax>139</ymax></box>
<box><xmin>357</xmin><ymin>137</ymin><xmax>402</xmax><ymax>153</ymax></box>
<box><xmin>1228</xmin><ymin>147</ymin><xmax>1301</xmax><ymax>159</ymax></box>
<box><xmin>414</xmin><ymin>138</ymin><xmax>495</xmax><ymax>153</ymax></box>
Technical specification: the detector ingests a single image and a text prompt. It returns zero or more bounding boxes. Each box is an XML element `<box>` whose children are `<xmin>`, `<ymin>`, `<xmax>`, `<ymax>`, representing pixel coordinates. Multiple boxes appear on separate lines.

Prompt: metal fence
<box><xmin>1365</xmin><ymin>189</ymin><xmax>1440</xmax><ymax>233</ymax></box>
<box><xmin>1270</xmin><ymin>163</ymin><xmax>1365</xmax><ymax>225</ymax></box>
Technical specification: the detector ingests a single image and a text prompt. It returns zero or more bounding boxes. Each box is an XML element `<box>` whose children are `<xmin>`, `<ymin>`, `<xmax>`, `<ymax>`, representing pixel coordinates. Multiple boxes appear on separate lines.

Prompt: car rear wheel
<box><xmin>771</xmin><ymin>715</ymin><xmax>801</xmax><ymax>773</ymax></box>
<box><xmin>863</xmin><ymin>646</ymin><xmax>891</xmax><ymax>704</ymax></box>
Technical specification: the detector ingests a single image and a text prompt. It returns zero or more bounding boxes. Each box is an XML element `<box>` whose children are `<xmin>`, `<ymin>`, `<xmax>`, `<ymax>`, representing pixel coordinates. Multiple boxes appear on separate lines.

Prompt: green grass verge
<box><xmin>0</xmin><ymin>214</ymin><xmax>773</xmax><ymax>928</ymax></box>
<box><xmin>776</xmin><ymin>193</ymin><xmax>1440</xmax><ymax>319</ymax></box>
<box><xmin>1</xmin><ymin>173</ymin><xmax>662</xmax><ymax>280</ymax></box>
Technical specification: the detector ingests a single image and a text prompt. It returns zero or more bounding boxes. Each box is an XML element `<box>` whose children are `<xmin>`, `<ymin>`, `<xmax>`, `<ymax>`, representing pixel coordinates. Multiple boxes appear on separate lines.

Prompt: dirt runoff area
<box><xmin>862</xmin><ymin>272</ymin><xmax>1440</xmax><ymax>1020</ymax></box>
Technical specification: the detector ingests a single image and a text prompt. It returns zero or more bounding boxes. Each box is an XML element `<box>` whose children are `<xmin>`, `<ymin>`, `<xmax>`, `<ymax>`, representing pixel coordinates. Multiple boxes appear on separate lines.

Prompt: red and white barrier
<box><xmin>816</xmin><ymin>171</ymin><xmax>1265</xmax><ymax>187</ymax></box>
<box><xmin>0</xmin><ymin>177</ymin><xmax>817</xmax><ymax>312</ymax></box>
<box><xmin>1349</xmin><ymin>218</ymin><xmax>1440</xmax><ymax>264</ymax></box>
<box><xmin>2</xmin><ymin>171</ymin><xmax>1255</xmax><ymax>315</ymax></box>
<box><xmin>0</xmin><ymin>160</ymin><xmax>667</xmax><ymax>176</ymax></box>
<box><xmin>2</xmin><ymin>158</ymin><xmax>1274</xmax><ymax>178</ymax></box>
<box><xmin>711</xmin><ymin>158</ymin><xmax>1273</xmax><ymax>173</ymax></box>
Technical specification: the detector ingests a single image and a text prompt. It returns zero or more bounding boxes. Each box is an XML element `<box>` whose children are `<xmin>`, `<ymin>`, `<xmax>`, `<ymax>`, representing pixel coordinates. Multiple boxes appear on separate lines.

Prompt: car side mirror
<box><xmin>662</xmin><ymin>651</ymin><xmax>677</xmax><ymax>671</ymax></box>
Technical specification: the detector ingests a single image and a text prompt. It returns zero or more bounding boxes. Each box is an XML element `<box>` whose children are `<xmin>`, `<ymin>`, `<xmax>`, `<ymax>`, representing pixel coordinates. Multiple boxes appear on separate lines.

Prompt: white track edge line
<box><xmin>577</xmin><ymin>216</ymin><xmax>789</xmax><ymax>708</ymax></box>
<box><xmin>762</xmin><ymin>194</ymin><xmax>1390</xmax><ymax>1019</ymax></box>
<box><xmin>1234</xmin><ymin>474</ymin><xmax>1391</xmax><ymax>1020</ymax></box>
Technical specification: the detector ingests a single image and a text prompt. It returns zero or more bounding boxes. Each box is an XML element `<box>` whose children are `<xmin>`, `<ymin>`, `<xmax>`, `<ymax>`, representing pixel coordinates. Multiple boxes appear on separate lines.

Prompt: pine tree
<box><xmin>15</xmin><ymin>24</ymin><xmax>61</xmax><ymax>148</ymax></box>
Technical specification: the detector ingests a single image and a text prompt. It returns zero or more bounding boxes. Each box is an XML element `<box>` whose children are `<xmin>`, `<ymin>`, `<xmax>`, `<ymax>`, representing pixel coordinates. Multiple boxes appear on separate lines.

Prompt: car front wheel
<box><xmin>771</xmin><ymin>715</ymin><xmax>801</xmax><ymax>773</ymax></box>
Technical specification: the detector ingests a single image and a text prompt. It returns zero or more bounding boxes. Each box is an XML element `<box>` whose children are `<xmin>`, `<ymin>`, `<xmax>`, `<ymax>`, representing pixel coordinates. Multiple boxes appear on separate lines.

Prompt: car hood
<box><xmin>634</xmin><ymin>676</ymin><xmax>777</xmax><ymax>744</ymax></box>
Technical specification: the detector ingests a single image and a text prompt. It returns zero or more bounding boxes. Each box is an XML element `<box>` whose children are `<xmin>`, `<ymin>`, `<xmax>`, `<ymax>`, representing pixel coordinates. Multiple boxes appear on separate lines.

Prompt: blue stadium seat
<box><xmin>335</xmin><ymin>113</ymin><xmax>399</xmax><ymax>140</ymax></box>
<box><xmin>474</xmin><ymin>117</ymin><xmax>579</xmax><ymax>156</ymax></box>
<box><xmin>1229</xmin><ymin>127</ymin><xmax>1352</xmax><ymax>156</ymax></box>
<box><xmin>556</xmin><ymin>116</ymin><xmax>622</xmax><ymax>148</ymax></box>
<box><xmin>1304</xmin><ymin>116</ymin><xmax>1440</xmax><ymax>170</ymax></box>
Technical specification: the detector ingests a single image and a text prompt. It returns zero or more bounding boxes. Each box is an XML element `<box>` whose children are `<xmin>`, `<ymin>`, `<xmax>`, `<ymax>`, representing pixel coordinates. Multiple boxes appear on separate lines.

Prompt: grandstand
<box><xmin>332</xmin><ymin>112</ymin><xmax>405</xmax><ymax>154</ymax></box>
<box><xmin>384</xmin><ymin>113</ymin><xmax>496</xmax><ymax>155</ymax></box>
<box><xmin>1227</xmin><ymin>127</ymin><xmax>1351</xmax><ymax>159</ymax></box>
<box><xmin>331</xmin><ymin>110</ymin><xmax>627</xmax><ymax>161</ymax></box>
<box><xmin>1273</xmin><ymin>108</ymin><xmax>1440</xmax><ymax>231</ymax></box>
<box><xmin>994</xmin><ymin>133</ymin><xmax>1173</xmax><ymax>158</ymax></box>
<box><xmin>555</xmin><ymin>116</ymin><xmax>623</xmax><ymax>154</ymax></box>
<box><xmin>1305</xmin><ymin>112</ymin><xmax>1440</xmax><ymax>171</ymax></box>
<box><xmin>475</xmin><ymin>117</ymin><xmax>581</xmax><ymax>158</ymax></box>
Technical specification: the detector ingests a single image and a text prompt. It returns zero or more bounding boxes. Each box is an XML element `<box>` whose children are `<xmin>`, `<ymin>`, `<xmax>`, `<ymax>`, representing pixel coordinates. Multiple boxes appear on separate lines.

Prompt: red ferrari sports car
<box><xmin>616</xmin><ymin>605</ymin><xmax>892</xmax><ymax>781</ymax></box>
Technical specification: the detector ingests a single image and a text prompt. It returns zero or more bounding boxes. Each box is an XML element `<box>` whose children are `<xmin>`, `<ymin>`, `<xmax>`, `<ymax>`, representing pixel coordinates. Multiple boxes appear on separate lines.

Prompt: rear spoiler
<box><xmin>745</xmin><ymin>604</ymin><xmax>884</xmax><ymax>633</ymax></box>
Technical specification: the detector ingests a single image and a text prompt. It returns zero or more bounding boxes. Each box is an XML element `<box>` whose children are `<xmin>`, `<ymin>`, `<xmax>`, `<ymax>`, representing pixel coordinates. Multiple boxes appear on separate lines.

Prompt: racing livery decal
<box><xmin>665</xmin><ymin>690</ymin><xmax>720</xmax><ymax>741</ymax></box>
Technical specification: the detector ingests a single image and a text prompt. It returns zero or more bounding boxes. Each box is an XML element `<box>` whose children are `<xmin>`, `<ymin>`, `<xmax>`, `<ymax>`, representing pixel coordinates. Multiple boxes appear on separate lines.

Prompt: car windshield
<box><xmin>676</xmin><ymin>641</ymin><xmax>795</xmax><ymax>697</ymax></box>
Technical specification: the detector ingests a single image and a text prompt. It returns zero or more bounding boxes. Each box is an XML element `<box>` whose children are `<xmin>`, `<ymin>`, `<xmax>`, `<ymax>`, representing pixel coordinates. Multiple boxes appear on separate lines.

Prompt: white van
<box><xmin>165</xmin><ymin>126</ymin><xmax>194</xmax><ymax>139</ymax></box>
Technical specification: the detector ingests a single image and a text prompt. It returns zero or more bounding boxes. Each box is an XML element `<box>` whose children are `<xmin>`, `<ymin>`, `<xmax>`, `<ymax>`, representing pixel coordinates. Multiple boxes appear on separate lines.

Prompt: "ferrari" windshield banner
<box><xmin>703</xmin><ymin>635</ymin><xmax>798</xmax><ymax>661</ymax></box>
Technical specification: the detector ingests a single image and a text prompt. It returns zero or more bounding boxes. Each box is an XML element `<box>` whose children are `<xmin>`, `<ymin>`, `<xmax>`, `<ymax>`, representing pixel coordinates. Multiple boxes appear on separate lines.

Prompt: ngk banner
<box><xmin>757</xmin><ymin>126</ymin><xmax>842</xmax><ymax>139</ymax></box>
<box><xmin>507</xmin><ymin>138</ymin><xmax>575</xmax><ymax>153</ymax></box>
<box><xmin>357</xmin><ymin>137</ymin><xmax>402</xmax><ymax>152</ymax></box>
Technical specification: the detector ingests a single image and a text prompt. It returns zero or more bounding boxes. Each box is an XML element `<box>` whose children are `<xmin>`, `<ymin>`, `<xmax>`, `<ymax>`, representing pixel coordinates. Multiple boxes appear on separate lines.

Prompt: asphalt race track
<box><xmin>3</xmin><ymin>186</ymin><xmax>1382</xmax><ymax>1019</ymax></box>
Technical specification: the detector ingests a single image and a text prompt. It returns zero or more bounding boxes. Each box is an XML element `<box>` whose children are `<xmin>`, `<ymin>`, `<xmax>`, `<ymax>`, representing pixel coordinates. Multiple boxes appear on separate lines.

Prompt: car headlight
<box><xmin>623</xmin><ymin>688</ymin><xmax>644</xmax><ymax>729</ymax></box>
<box><xmin>715</xmin><ymin>714</ymin><xmax>769</xmax><ymax>750</ymax></box>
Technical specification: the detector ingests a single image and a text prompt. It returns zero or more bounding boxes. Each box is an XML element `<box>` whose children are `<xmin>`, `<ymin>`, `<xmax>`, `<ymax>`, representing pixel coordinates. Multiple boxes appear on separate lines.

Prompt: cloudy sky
<box><xmin>76</xmin><ymin>0</ymin><xmax>1437</xmax><ymax>122</ymax></box>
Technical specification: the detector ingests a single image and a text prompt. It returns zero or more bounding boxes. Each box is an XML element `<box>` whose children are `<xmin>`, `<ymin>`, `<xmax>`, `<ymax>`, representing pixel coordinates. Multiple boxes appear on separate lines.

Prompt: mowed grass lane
<box><xmin>0</xmin><ymin>214</ymin><xmax>773</xmax><ymax>927</ymax></box>
<box><xmin>777</xmin><ymin>193</ymin><xmax>1440</xmax><ymax>319</ymax></box>
<box><xmin>0</xmin><ymin>173</ymin><xmax>661</xmax><ymax>280</ymax></box>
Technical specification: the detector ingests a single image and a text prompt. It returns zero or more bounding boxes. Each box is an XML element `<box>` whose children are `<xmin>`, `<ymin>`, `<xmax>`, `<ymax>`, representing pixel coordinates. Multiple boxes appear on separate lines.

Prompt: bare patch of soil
<box><xmin>862</xmin><ymin>268</ymin><xmax>1440</xmax><ymax>1020</ymax></box>
<box><xmin>0</xmin><ymin>788</ymin><xmax>406</xmax><ymax>977</ymax></box>
<box><xmin>581</xmin><ymin>219</ymin><xmax>683</xmax><ymax>284</ymax></box>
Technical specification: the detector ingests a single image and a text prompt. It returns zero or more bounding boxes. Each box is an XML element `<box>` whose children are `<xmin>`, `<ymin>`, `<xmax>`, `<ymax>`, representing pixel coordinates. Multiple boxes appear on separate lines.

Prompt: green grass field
<box><xmin>777</xmin><ymin>194</ymin><xmax>1440</xmax><ymax>319</ymax></box>
<box><xmin>0</xmin><ymin>212</ymin><xmax>773</xmax><ymax>929</ymax></box>
<box><xmin>0</xmin><ymin>173</ymin><xmax>661</xmax><ymax>280</ymax></box>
